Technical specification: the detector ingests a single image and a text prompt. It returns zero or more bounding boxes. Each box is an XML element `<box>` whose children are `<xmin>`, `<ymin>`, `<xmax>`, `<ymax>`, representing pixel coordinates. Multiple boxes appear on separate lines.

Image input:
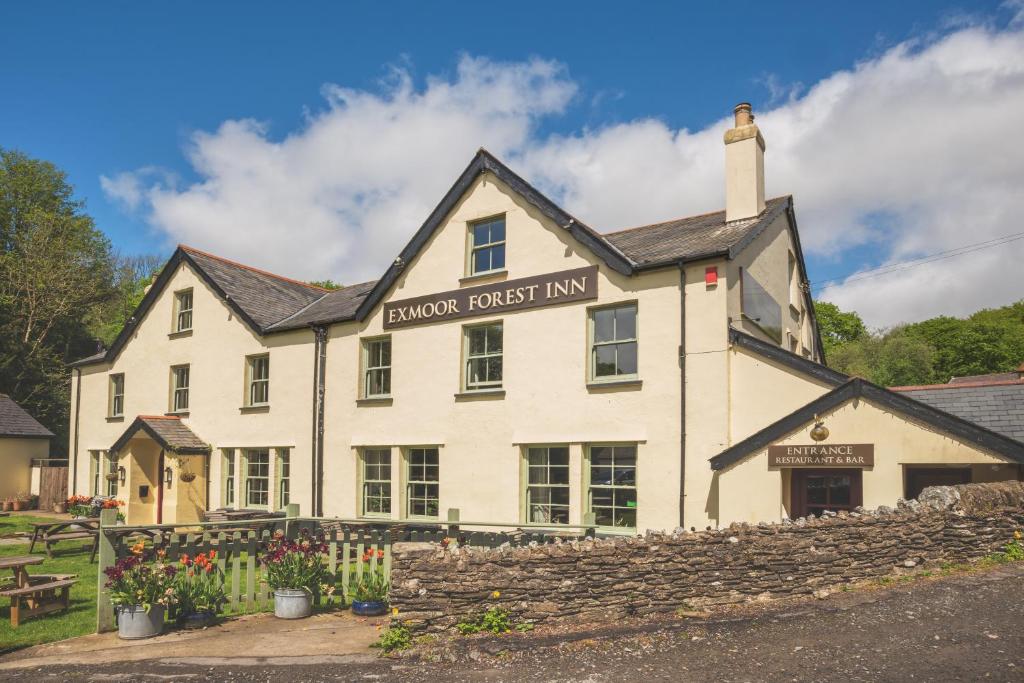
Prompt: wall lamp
<box><xmin>118</xmin><ymin>466</ymin><xmax>126</xmax><ymax>485</ymax></box>
<box><xmin>164</xmin><ymin>466</ymin><xmax>173</xmax><ymax>487</ymax></box>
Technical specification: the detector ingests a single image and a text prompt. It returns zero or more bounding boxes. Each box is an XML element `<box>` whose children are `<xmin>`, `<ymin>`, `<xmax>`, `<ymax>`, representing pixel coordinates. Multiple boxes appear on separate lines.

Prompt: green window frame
<box><xmin>222</xmin><ymin>449</ymin><xmax>236</xmax><ymax>508</ymax></box>
<box><xmin>464</xmin><ymin>322</ymin><xmax>503</xmax><ymax>390</ymax></box>
<box><xmin>525</xmin><ymin>446</ymin><xmax>570</xmax><ymax>524</ymax></box>
<box><xmin>363</xmin><ymin>337</ymin><xmax>392</xmax><ymax>398</ymax></box>
<box><xmin>89</xmin><ymin>450</ymin><xmax>101</xmax><ymax>497</ymax></box>
<box><xmin>468</xmin><ymin>216</ymin><xmax>506</xmax><ymax>275</ymax></box>
<box><xmin>174</xmin><ymin>289</ymin><xmax>193</xmax><ymax>332</ymax></box>
<box><xmin>589</xmin><ymin>303</ymin><xmax>638</xmax><ymax>381</ymax></box>
<box><xmin>587</xmin><ymin>444</ymin><xmax>637</xmax><ymax>530</ymax></box>
<box><xmin>104</xmin><ymin>452</ymin><xmax>118</xmax><ymax>498</ymax></box>
<box><xmin>362</xmin><ymin>448</ymin><xmax>392</xmax><ymax>517</ymax></box>
<box><xmin>109</xmin><ymin>374</ymin><xmax>124</xmax><ymax>417</ymax></box>
<box><xmin>277</xmin><ymin>449</ymin><xmax>290</xmax><ymax>509</ymax></box>
<box><xmin>243</xmin><ymin>448</ymin><xmax>270</xmax><ymax>508</ymax></box>
<box><xmin>171</xmin><ymin>364</ymin><xmax>190</xmax><ymax>412</ymax></box>
<box><xmin>247</xmin><ymin>354</ymin><xmax>270</xmax><ymax>406</ymax></box>
<box><xmin>406</xmin><ymin>448</ymin><xmax>439</xmax><ymax>519</ymax></box>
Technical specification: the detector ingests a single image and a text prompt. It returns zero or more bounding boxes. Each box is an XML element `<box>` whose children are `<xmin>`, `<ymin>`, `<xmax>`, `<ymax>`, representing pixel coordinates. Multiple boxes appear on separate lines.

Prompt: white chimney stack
<box><xmin>724</xmin><ymin>102</ymin><xmax>766</xmax><ymax>223</ymax></box>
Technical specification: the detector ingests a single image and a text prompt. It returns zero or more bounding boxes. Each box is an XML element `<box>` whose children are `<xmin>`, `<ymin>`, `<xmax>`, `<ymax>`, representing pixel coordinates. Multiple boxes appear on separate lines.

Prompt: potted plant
<box><xmin>100</xmin><ymin>498</ymin><xmax>127</xmax><ymax>524</ymax></box>
<box><xmin>349</xmin><ymin>549</ymin><xmax>390</xmax><ymax>616</ymax></box>
<box><xmin>11</xmin><ymin>493</ymin><xmax>29</xmax><ymax>512</ymax></box>
<box><xmin>104</xmin><ymin>542</ymin><xmax>178</xmax><ymax>639</ymax></box>
<box><xmin>174</xmin><ymin>551</ymin><xmax>226</xmax><ymax>629</ymax></box>
<box><xmin>53</xmin><ymin>499</ymin><xmax>67</xmax><ymax>514</ymax></box>
<box><xmin>67</xmin><ymin>495</ymin><xmax>94</xmax><ymax>518</ymax></box>
<box><xmin>1</xmin><ymin>498</ymin><xmax>12</xmax><ymax>513</ymax></box>
<box><xmin>260</xmin><ymin>530</ymin><xmax>332</xmax><ymax>619</ymax></box>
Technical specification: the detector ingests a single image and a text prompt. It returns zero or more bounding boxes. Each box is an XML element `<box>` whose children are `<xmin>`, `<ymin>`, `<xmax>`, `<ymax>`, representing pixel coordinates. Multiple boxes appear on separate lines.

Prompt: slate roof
<box><xmin>71</xmin><ymin>150</ymin><xmax>817</xmax><ymax>363</ymax></box>
<box><xmin>605</xmin><ymin>196</ymin><xmax>791</xmax><ymax>268</ymax></box>
<box><xmin>110</xmin><ymin>415</ymin><xmax>210</xmax><ymax>455</ymax></box>
<box><xmin>0</xmin><ymin>394</ymin><xmax>54</xmax><ymax>439</ymax></box>
<box><xmin>892</xmin><ymin>382</ymin><xmax>1024</xmax><ymax>443</ymax></box>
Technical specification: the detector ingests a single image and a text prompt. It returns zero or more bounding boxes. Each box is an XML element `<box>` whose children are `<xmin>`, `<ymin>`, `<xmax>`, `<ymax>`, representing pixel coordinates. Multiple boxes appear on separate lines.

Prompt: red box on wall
<box><xmin>705</xmin><ymin>266</ymin><xmax>718</xmax><ymax>286</ymax></box>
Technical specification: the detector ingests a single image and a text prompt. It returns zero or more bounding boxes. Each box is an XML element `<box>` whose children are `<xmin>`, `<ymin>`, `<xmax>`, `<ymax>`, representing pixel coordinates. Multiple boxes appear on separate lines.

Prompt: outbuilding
<box><xmin>0</xmin><ymin>394</ymin><xmax>53</xmax><ymax>503</ymax></box>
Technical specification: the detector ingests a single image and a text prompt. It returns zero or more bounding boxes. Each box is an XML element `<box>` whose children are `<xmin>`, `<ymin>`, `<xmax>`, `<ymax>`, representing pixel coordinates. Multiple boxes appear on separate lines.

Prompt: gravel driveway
<box><xmin>3</xmin><ymin>563</ymin><xmax>1022</xmax><ymax>682</ymax></box>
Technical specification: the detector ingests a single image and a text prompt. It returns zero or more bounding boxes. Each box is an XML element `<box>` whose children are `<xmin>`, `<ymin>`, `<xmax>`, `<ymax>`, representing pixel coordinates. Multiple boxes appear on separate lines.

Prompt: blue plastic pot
<box><xmin>351</xmin><ymin>600</ymin><xmax>388</xmax><ymax>616</ymax></box>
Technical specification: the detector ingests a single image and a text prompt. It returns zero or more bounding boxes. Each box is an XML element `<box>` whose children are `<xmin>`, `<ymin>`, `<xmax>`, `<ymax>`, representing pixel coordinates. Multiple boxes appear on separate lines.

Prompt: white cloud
<box><xmin>105</xmin><ymin>25</ymin><xmax>1024</xmax><ymax>327</ymax></box>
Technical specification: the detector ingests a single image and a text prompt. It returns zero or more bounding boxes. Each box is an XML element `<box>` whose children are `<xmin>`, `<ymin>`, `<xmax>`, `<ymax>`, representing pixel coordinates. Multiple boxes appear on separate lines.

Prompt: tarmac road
<box><xmin>2</xmin><ymin>563</ymin><xmax>1022</xmax><ymax>682</ymax></box>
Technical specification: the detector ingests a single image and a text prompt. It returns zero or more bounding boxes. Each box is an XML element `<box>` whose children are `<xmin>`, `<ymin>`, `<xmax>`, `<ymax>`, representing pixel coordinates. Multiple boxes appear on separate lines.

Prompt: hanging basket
<box><xmin>179</xmin><ymin>470</ymin><xmax>197</xmax><ymax>483</ymax></box>
<box><xmin>105</xmin><ymin>472</ymin><xmax>119</xmax><ymax>482</ymax></box>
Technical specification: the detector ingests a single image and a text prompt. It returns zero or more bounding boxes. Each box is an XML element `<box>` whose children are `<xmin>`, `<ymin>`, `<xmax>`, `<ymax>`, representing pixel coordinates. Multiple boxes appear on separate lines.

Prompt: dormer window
<box><xmin>174</xmin><ymin>289</ymin><xmax>193</xmax><ymax>332</ymax></box>
<box><xmin>468</xmin><ymin>216</ymin><xmax>506</xmax><ymax>275</ymax></box>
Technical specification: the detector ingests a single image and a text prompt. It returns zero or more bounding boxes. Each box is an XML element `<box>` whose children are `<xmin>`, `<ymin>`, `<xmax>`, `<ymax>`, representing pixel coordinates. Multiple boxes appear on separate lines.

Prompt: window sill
<box><xmin>356</xmin><ymin>397</ymin><xmax>393</xmax><ymax>407</ymax></box>
<box><xmin>586</xmin><ymin>378</ymin><xmax>642</xmax><ymax>392</ymax></box>
<box><xmin>239</xmin><ymin>405</ymin><xmax>270</xmax><ymax>414</ymax></box>
<box><xmin>105</xmin><ymin>415</ymin><xmax>125</xmax><ymax>423</ymax></box>
<box><xmin>168</xmin><ymin>329</ymin><xmax>193</xmax><ymax>339</ymax></box>
<box><xmin>454</xmin><ymin>388</ymin><xmax>505</xmax><ymax>401</ymax></box>
<box><xmin>459</xmin><ymin>269</ymin><xmax>508</xmax><ymax>286</ymax></box>
<box><xmin>165</xmin><ymin>411</ymin><xmax>189</xmax><ymax>418</ymax></box>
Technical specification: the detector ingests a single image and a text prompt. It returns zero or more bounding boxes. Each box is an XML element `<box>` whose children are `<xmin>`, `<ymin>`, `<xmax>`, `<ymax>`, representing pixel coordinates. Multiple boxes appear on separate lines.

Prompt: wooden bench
<box><xmin>29</xmin><ymin>521</ymin><xmax>99</xmax><ymax>562</ymax></box>
<box><xmin>0</xmin><ymin>574</ymin><xmax>77</xmax><ymax>627</ymax></box>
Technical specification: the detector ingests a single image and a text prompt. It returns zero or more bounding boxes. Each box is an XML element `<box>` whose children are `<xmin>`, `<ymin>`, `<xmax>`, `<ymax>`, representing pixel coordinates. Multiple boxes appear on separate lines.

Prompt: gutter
<box><xmin>310</xmin><ymin>325</ymin><xmax>329</xmax><ymax>516</ymax></box>
<box><xmin>678</xmin><ymin>262</ymin><xmax>686</xmax><ymax>529</ymax></box>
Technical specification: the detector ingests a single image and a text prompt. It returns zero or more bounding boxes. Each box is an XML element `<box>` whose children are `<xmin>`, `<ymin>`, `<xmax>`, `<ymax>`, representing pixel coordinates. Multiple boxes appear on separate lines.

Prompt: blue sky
<box><xmin>3</xmin><ymin>1</ymin><xmax>1023</xmax><ymax>326</ymax></box>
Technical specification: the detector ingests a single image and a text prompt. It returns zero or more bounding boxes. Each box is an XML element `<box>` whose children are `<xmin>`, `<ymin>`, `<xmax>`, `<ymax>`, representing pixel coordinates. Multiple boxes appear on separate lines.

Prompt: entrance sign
<box><xmin>384</xmin><ymin>265</ymin><xmax>599</xmax><ymax>330</ymax></box>
<box><xmin>768</xmin><ymin>444</ymin><xmax>874</xmax><ymax>468</ymax></box>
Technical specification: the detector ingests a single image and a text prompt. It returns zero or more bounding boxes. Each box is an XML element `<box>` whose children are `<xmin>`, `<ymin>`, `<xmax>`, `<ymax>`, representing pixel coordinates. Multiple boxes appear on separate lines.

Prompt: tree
<box><xmin>0</xmin><ymin>148</ymin><xmax>116</xmax><ymax>452</ymax></box>
<box><xmin>813</xmin><ymin>301</ymin><xmax>867</xmax><ymax>356</ymax></box>
<box><xmin>308</xmin><ymin>279</ymin><xmax>343</xmax><ymax>290</ymax></box>
<box><xmin>86</xmin><ymin>252</ymin><xmax>165</xmax><ymax>346</ymax></box>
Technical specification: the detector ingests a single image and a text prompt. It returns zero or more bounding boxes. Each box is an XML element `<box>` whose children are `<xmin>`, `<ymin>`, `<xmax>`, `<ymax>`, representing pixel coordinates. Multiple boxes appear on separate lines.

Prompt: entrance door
<box><xmin>792</xmin><ymin>469</ymin><xmax>863</xmax><ymax>517</ymax></box>
<box><xmin>904</xmin><ymin>467</ymin><xmax>970</xmax><ymax>500</ymax></box>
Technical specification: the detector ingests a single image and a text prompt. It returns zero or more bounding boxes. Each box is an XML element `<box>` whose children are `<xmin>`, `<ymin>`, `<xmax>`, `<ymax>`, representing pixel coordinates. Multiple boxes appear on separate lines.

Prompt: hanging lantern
<box><xmin>810</xmin><ymin>418</ymin><xmax>830</xmax><ymax>442</ymax></box>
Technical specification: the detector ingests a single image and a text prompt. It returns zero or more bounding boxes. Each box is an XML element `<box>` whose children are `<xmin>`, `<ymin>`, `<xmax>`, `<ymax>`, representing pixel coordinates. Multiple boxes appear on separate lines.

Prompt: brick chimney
<box><xmin>724</xmin><ymin>102</ymin><xmax>766</xmax><ymax>223</ymax></box>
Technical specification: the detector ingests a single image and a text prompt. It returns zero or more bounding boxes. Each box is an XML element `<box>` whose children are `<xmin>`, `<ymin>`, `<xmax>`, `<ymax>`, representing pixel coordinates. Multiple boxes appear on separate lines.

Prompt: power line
<box><xmin>812</xmin><ymin>231</ymin><xmax>1024</xmax><ymax>292</ymax></box>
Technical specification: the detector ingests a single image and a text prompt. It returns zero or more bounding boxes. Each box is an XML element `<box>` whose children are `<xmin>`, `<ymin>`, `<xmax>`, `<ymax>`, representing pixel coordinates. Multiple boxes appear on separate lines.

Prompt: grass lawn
<box><xmin>0</xmin><ymin>516</ymin><xmax>97</xmax><ymax>654</ymax></box>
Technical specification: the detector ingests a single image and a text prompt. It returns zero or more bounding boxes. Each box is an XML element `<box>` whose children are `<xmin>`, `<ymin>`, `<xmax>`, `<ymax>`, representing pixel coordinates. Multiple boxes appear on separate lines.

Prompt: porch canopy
<box><xmin>110</xmin><ymin>415</ymin><xmax>210</xmax><ymax>456</ymax></box>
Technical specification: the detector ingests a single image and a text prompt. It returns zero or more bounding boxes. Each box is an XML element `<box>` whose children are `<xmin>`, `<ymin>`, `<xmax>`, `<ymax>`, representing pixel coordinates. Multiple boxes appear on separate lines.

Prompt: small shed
<box><xmin>0</xmin><ymin>394</ymin><xmax>54</xmax><ymax>502</ymax></box>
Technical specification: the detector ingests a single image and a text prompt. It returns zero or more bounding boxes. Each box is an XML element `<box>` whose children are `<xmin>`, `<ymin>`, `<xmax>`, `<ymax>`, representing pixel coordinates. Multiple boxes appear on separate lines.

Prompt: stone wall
<box><xmin>390</xmin><ymin>481</ymin><xmax>1024</xmax><ymax>631</ymax></box>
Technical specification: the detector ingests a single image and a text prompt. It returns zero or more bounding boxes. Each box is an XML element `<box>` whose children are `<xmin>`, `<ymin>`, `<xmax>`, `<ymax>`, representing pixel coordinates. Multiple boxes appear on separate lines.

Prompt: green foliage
<box><xmin>457</xmin><ymin>607</ymin><xmax>512</xmax><ymax>635</ymax></box>
<box><xmin>308</xmin><ymin>279</ymin><xmax>343</xmax><ymax>290</ymax></box>
<box><xmin>372</xmin><ymin>623</ymin><xmax>412</xmax><ymax>653</ymax></box>
<box><xmin>815</xmin><ymin>299</ymin><xmax>1024</xmax><ymax>386</ymax></box>
<box><xmin>259</xmin><ymin>531</ymin><xmax>332</xmax><ymax>595</ymax></box>
<box><xmin>175</xmin><ymin>550</ymin><xmax>228</xmax><ymax>614</ymax></box>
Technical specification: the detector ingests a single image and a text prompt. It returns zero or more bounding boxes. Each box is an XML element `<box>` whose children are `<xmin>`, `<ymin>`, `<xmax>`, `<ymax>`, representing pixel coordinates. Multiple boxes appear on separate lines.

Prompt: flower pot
<box><xmin>11</xmin><ymin>500</ymin><xmax>24</xmax><ymax>512</ymax></box>
<box><xmin>53</xmin><ymin>502</ymin><xmax>67</xmax><ymax>514</ymax></box>
<box><xmin>273</xmin><ymin>589</ymin><xmax>313</xmax><ymax>619</ymax></box>
<box><xmin>116</xmin><ymin>604</ymin><xmax>166</xmax><ymax>640</ymax></box>
<box><xmin>1</xmin><ymin>501</ymin><xmax>11</xmax><ymax>512</ymax></box>
<box><xmin>178</xmin><ymin>610</ymin><xmax>217</xmax><ymax>629</ymax></box>
<box><xmin>351</xmin><ymin>600</ymin><xmax>388</xmax><ymax>617</ymax></box>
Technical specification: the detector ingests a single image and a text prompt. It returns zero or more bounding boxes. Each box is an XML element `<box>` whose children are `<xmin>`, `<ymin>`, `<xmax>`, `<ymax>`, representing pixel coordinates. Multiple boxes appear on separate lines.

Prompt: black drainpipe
<box><xmin>678</xmin><ymin>262</ymin><xmax>686</xmax><ymax>529</ymax></box>
<box><xmin>310</xmin><ymin>325</ymin><xmax>328</xmax><ymax>517</ymax></box>
<box><xmin>71</xmin><ymin>367</ymin><xmax>82</xmax><ymax>494</ymax></box>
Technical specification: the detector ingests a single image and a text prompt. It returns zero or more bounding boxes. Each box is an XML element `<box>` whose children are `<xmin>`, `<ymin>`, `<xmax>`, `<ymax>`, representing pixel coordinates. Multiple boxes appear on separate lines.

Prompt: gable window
<box><xmin>243</xmin><ymin>448</ymin><xmax>270</xmax><ymax>508</ymax></box>
<box><xmin>588</xmin><ymin>445</ymin><xmax>637</xmax><ymax>530</ymax></box>
<box><xmin>362</xmin><ymin>337</ymin><xmax>392</xmax><ymax>398</ymax></box>
<box><xmin>109</xmin><ymin>374</ymin><xmax>125</xmax><ymax>418</ymax></box>
<box><xmin>276</xmin><ymin>449</ymin><xmax>290</xmax><ymax>509</ymax></box>
<box><xmin>464</xmin><ymin>322</ymin><xmax>503</xmax><ymax>390</ymax></box>
<box><xmin>590</xmin><ymin>303</ymin><xmax>638</xmax><ymax>381</ymax></box>
<box><xmin>171</xmin><ymin>365</ymin><xmax>190</xmax><ymax>413</ymax></box>
<box><xmin>525</xmin><ymin>446</ymin><xmax>570</xmax><ymax>524</ymax></box>
<box><xmin>469</xmin><ymin>216</ymin><xmax>506</xmax><ymax>275</ymax></box>
<box><xmin>407</xmin><ymin>447</ymin><xmax>439</xmax><ymax>519</ymax></box>
<box><xmin>222</xmin><ymin>449</ymin><xmax>236</xmax><ymax>508</ymax></box>
<box><xmin>246</xmin><ymin>354</ymin><xmax>270</xmax><ymax>406</ymax></box>
<box><xmin>174</xmin><ymin>289</ymin><xmax>193</xmax><ymax>332</ymax></box>
<box><xmin>362</xmin><ymin>448</ymin><xmax>392</xmax><ymax>517</ymax></box>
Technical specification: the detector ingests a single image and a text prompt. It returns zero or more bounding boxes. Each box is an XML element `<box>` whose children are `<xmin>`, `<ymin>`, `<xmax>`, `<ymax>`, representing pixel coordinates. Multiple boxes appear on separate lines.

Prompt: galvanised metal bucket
<box><xmin>116</xmin><ymin>604</ymin><xmax>165</xmax><ymax>639</ymax></box>
<box><xmin>274</xmin><ymin>589</ymin><xmax>313</xmax><ymax>619</ymax></box>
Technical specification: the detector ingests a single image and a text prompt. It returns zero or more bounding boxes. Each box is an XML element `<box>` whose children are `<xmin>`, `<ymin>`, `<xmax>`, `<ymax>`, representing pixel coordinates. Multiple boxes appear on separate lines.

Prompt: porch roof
<box><xmin>110</xmin><ymin>415</ymin><xmax>211</xmax><ymax>455</ymax></box>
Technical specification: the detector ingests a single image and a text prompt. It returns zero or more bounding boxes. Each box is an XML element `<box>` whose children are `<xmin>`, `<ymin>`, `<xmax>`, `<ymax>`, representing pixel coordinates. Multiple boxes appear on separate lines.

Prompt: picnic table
<box><xmin>0</xmin><ymin>555</ymin><xmax>77</xmax><ymax>627</ymax></box>
<box><xmin>28</xmin><ymin>520</ymin><xmax>100</xmax><ymax>562</ymax></box>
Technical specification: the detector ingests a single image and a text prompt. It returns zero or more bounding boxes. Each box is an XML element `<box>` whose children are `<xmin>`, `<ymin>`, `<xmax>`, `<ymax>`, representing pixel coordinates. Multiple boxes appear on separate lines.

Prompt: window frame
<box><xmin>361</xmin><ymin>336</ymin><xmax>392</xmax><ymax>399</ymax></box>
<box><xmin>108</xmin><ymin>373</ymin><xmax>125</xmax><ymax>418</ymax></box>
<box><xmin>276</xmin><ymin>448</ymin><xmax>290</xmax><ymax>510</ymax></box>
<box><xmin>88</xmin><ymin>450</ymin><xmax>102</xmax><ymax>497</ymax></box>
<box><xmin>246</xmin><ymin>354</ymin><xmax>270</xmax><ymax>407</ymax></box>
<box><xmin>585</xmin><ymin>444</ymin><xmax>638</xmax><ymax>532</ymax></box>
<box><xmin>405</xmin><ymin>447</ymin><xmax>440</xmax><ymax>520</ymax></box>
<box><xmin>170</xmin><ymin>364</ymin><xmax>190</xmax><ymax>413</ymax></box>
<box><xmin>466</xmin><ymin>215</ymin><xmax>507</xmax><ymax>276</ymax></box>
<box><xmin>173</xmin><ymin>288</ymin><xmax>194</xmax><ymax>333</ymax></box>
<box><xmin>588</xmin><ymin>302</ymin><xmax>639</xmax><ymax>382</ymax></box>
<box><xmin>104</xmin><ymin>451</ymin><xmax>118</xmax><ymax>498</ymax></box>
<box><xmin>522</xmin><ymin>445</ymin><xmax>571</xmax><ymax>525</ymax></box>
<box><xmin>462</xmin><ymin>321</ymin><xmax>504</xmax><ymax>391</ymax></box>
<box><xmin>222</xmin><ymin>449</ymin><xmax>236</xmax><ymax>508</ymax></box>
<box><xmin>360</xmin><ymin>448</ymin><xmax>393</xmax><ymax>518</ymax></box>
<box><xmin>242</xmin><ymin>448</ymin><xmax>271</xmax><ymax>509</ymax></box>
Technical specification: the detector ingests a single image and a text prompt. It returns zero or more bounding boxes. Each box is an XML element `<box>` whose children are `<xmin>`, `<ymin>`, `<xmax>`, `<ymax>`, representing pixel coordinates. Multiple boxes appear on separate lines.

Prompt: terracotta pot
<box><xmin>53</xmin><ymin>502</ymin><xmax>67</xmax><ymax>514</ymax></box>
<box><xmin>11</xmin><ymin>500</ymin><xmax>25</xmax><ymax>512</ymax></box>
<box><xmin>1</xmin><ymin>501</ymin><xmax>11</xmax><ymax>512</ymax></box>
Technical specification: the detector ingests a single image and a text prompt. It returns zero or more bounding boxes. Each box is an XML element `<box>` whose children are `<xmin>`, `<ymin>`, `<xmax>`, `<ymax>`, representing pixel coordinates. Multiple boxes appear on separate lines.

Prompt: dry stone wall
<box><xmin>390</xmin><ymin>481</ymin><xmax>1024</xmax><ymax>631</ymax></box>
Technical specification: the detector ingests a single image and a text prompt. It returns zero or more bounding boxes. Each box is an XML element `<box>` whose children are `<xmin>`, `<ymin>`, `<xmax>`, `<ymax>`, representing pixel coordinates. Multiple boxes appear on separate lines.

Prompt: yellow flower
<box><xmin>1014</xmin><ymin>530</ymin><xmax>1022</xmax><ymax>540</ymax></box>
<box><xmin>392</xmin><ymin>606</ymin><xmax>399</xmax><ymax>616</ymax></box>
<box><xmin>491</xmin><ymin>591</ymin><xmax>501</xmax><ymax>599</ymax></box>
